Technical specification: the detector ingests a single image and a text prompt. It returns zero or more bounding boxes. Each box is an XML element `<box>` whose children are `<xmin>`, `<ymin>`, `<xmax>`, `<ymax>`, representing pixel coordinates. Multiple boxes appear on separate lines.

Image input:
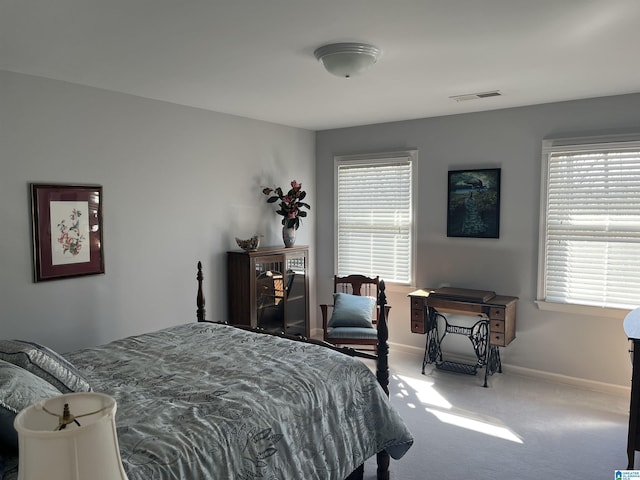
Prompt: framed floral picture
<box><xmin>447</xmin><ymin>168</ymin><xmax>501</xmax><ymax>238</ymax></box>
<box><xmin>30</xmin><ymin>184</ymin><xmax>104</xmax><ymax>282</ymax></box>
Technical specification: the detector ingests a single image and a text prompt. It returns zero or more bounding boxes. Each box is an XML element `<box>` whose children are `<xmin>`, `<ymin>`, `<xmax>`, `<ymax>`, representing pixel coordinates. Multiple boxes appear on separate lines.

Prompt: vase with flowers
<box><xmin>262</xmin><ymin>180</ymin><xmax>310</xmax><ymax>247</ymax></box>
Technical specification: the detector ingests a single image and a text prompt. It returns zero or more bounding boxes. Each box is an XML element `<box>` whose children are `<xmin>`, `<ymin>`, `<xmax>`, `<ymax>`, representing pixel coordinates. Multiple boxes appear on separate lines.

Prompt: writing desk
<box><xmin>408</xmin><ymin>287</ymin><xmax>517</xmax><ymax>387</ymax></box>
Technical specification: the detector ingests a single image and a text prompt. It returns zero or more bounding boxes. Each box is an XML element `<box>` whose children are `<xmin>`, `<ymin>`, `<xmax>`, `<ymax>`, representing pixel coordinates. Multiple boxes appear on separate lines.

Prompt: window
<box><xmin>537</xmin><ymin>135</ymin><xmax>640</xmax><ymax>312</ymax></box>
<box><xmin>334</xmin><ymin>150</ymin><xmax>416</xmax><ymax>285</ymax></box>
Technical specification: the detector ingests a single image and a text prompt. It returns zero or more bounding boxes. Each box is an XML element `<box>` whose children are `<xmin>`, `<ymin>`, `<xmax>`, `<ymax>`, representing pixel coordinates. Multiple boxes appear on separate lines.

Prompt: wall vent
<box><xmin>449</xmin><ymin>90</ymin><xmax>502</xmax><ymax>102</ymax></box>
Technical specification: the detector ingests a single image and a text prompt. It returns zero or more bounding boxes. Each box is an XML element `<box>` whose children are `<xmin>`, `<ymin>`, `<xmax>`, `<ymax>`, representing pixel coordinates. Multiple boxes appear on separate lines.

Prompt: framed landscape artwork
<box><xmin>447</xmin><ymin>168</ymin><xmax>501</xmax><ymax>238</ymax></box>
<box><xmin>31</xmin><ymin>183</ymin><xmax>104</xmax><ymax>282</ymax></box>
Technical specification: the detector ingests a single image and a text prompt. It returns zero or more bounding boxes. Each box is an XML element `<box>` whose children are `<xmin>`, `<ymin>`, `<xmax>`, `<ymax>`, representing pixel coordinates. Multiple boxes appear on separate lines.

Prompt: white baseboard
<box><xmin>388</xmin><ymin>341</ymin><xmax>631</xmax><ymax>398</ymax></box>
<box><xmin>310</xmin><ymin>330</ymin><xmax>631</xmax><ymax>397</ymax></box>
<box><xmin>502</xmin><ymin>363</ymin><xmax>630</xmax><ymax>398</ymax></box>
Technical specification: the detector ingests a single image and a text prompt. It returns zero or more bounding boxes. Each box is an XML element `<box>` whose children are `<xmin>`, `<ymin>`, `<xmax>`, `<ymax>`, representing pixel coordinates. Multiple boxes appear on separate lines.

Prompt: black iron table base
<box><xmin>422</xmin><ymin>307</ymin><xmax>501</xmax><ymax>387</ymax></box>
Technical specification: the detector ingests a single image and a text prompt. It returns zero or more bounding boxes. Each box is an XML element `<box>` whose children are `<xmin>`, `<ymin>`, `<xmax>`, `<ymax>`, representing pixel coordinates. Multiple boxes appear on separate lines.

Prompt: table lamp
<box><xmin>625</xmin><ymin>308</ymin><xmax>640</xmax><ymax>340</ymax></box>
<box><xmin>14</xmin><ymin>392</ymin><xmax>129</xmax><ymax>480</ymax></box>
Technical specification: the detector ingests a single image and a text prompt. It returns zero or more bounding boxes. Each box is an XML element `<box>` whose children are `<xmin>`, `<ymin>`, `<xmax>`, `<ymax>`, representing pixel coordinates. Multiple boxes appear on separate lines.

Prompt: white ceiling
<box><xmin>2</xmin><ymin>0</ymin><xmax>640</xmax><ymax>131</ymax></box>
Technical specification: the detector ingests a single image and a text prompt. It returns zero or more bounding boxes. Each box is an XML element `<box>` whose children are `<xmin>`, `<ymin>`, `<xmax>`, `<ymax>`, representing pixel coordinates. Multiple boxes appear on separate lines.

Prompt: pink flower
<box><xmin>291</xmin><ymin>180</ymin><xmax>301</xmax><ymax>189</ymax></box>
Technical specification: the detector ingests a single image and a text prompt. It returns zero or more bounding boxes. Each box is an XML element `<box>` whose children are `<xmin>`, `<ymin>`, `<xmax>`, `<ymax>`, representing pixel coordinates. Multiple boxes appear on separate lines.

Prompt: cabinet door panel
<box><xmin>255</xmin><ymin>270</ymin><xmax>285</xmax><ymax>331</ymax></box>
<box><xmin>284</xmin><ymin>254</ymin><xmax>307</xmax><ymax>336</ymax></box>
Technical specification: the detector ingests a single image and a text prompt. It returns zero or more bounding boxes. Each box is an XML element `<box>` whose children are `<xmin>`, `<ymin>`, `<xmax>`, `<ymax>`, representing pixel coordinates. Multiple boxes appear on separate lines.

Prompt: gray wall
<box><xmin>4</xmin><ymin>68</ymin><xmax>638</xmax><ymax>389</ymax></box>
<box><xmin>316</xmin><ymin>93</ymin><xmax>640</xmax><ymax>388</ymax></box>
<box><xmin>0</xmin><ymin>70</ymin><xmax>316</xmax><ymax>353</ymax></box>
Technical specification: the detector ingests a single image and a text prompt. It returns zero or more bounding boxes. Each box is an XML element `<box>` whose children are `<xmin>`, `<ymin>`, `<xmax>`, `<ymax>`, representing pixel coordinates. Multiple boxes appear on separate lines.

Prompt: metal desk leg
<box><xmin>433</xmin><ymin>317</ymin><xmax>493</xmax><ymax>386</ymax></box>
<box><xmin>422</xmin><ymin>308</ymin><xmax>442</xmax><ymax>374</ymax></box>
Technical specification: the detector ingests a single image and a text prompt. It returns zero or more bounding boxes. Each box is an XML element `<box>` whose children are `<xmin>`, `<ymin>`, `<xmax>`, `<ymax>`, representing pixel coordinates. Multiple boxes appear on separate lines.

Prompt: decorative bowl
<box><xmin>235</xmin><ymin>234</ymin><xmax>261</xmax><ymax>251</ymax></box>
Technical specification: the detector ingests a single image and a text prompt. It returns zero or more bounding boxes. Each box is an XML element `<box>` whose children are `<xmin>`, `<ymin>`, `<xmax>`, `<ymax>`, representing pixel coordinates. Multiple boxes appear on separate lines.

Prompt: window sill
<box><xmin>535</xmin><ymin>300</ymin><xmax>630</xmax><ymax>320</ymax></box>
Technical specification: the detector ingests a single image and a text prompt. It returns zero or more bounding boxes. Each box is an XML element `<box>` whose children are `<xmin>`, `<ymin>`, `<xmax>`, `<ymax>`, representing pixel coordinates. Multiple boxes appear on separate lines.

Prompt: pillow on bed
<box><xmin>0</xmin><ymin>359</ymin><xmax>62</xmax><ymax>451</ymax></box>
<box><xmin>328</xmin><ymin>292</ymin><xmax>376</xmax><ymax>328</ymax></box>
<box><xmin>0</xmin><ymin>340</ymin><xmax>91</xmax><ymax>393</ymax></box>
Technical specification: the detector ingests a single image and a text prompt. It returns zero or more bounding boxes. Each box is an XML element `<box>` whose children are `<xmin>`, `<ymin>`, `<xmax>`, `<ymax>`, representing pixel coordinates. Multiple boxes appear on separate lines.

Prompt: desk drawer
<box><xmin>489</xmin><ymin>307</ymin><xmax>505</xmax><ymax>320</ymax></box>
<box><xmin>490</xmin><ymin>332</ymin><xmax>506</xmax><ymax>346</ymax></box>
<box><xmin>411</xmin><ymin>319</ymin><xmax>425</xmax><ymax>334</ymax></box>
<box><xmin>490</xmin><ymin>319</ymin><xmax>505</xmax><ymax>333</ymax></box>
<box><xmin>411</xmin><ymin>308</ymin><xmax>424</xmax><ymax>322</ymax></box>
<box><xmin>411</xmin><ymin>297</ymin><xmax>426</xmax><ymax>309</ymax></box>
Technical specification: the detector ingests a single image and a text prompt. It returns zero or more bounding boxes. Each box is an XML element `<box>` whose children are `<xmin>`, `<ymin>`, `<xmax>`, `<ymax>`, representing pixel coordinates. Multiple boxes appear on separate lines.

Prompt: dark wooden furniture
<box><xmin>320</xmin><ymin>274</ymin><xmax>391</xmax><ymax>352</ymax></box>
<box><xmin>628</xmin><ymin>338</ymin><xmax>640</xmax><ymax>468</ymax></box>
<box><xmin>409</xmin><ymin>287</ymin><xmax>517</xmax><ymax>387</ymax></box>
<box><xmin>198</xmin><ymin>262</ymin><xmax>392</xmax><ymax>480</ymax></box>
<box><xmin>227</xmin><ymin>245</ymin><xmax>309</xmax><ymax>337</ymax></box>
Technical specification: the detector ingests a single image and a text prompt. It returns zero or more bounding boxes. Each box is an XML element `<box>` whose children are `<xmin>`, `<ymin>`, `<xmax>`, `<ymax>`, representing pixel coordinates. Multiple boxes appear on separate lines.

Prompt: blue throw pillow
<box><xmin>0</xmin><ymin>359</ymin><xmax>62</xmax><ymax>451</ymax></box>
<box><xmin>328</xmin><ymin>292</ymin><xmax>376</xmax><ymax>328</ymax></box>
<box><xmin>0</xmin><ymin>340</ymin><xmax>91</xmax><ymax>394</ymax></box>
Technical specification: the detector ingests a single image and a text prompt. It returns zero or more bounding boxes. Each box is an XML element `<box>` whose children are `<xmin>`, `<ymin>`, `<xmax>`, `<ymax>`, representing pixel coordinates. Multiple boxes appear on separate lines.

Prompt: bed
<box><xmin>0</xmin><ymin>263</ymin><xmax>413</xmax><ymax>480</ymax></box>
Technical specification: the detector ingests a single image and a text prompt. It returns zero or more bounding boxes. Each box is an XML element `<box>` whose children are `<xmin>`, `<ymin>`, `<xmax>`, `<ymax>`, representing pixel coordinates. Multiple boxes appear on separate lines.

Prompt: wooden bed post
<box><xmin>376</xmin><ymin>280</ymin><xmax>390</xmax><ymax>396</ymax></box>
<box><xmin>197</xmin><ymin>261</ymin><xmax>206</xmax><ymax>322</ymax></box>
<box><xmin>376</xmin><ymin>279</ymin><xmax>391</xmax><ymax>480</ymax></box>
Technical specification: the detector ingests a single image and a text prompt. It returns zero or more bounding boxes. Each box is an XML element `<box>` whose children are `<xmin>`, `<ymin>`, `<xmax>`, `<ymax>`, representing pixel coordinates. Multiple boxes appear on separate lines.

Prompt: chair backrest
<box><xmin>334</xmin><ymin>274</ymin><xmax>379</xmax><ymax>299</ymax></box>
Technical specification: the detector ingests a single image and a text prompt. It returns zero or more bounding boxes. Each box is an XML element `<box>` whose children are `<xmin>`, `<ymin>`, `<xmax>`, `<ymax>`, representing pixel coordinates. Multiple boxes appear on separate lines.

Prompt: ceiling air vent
<box><xmin>449</xmin><ymin>90</ymin><xmax>502</xmax><ymax>102</ymax></box>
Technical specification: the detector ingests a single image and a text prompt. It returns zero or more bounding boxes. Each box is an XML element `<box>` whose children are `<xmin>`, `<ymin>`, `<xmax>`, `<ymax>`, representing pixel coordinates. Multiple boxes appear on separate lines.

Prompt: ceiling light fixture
<box><xmin>314</xmin><ymin>43</ymin><xmax>381</xmax><ymax>78</ymax></box>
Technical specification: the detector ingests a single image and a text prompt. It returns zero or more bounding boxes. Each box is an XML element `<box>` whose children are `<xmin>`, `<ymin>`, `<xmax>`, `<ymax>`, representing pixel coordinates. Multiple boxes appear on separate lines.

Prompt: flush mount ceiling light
<box><xmin>314</xmin><ymin>43</ymin><xmax>381</xmax><ymax>78</ymax></box>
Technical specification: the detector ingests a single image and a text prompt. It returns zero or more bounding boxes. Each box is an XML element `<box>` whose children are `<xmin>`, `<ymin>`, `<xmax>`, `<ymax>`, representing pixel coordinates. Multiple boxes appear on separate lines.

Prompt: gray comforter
<box><xmin>4</xmin><ymin>322</ymin><xmax>413</xmax><ymax>479</ymax></box>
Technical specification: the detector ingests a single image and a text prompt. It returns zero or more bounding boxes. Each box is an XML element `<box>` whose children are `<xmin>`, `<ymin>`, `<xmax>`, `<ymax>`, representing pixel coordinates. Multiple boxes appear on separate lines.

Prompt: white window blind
<box><xmin>539</xmin><ymin>138</ymin><xmax>640</xmax><ymax>309</ymax></box>
<box><xmin>335</xmin><ymin>152</ymin><xmax>415</xmax><ymax>284</ymax></box>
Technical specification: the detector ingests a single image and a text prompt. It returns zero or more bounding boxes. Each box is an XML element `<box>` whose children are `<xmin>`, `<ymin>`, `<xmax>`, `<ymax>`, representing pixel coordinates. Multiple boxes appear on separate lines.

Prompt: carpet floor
<box><xmin>363</xmin><ymin>349</ymin><xmax>630</xmax><ymax>480</ymax></box>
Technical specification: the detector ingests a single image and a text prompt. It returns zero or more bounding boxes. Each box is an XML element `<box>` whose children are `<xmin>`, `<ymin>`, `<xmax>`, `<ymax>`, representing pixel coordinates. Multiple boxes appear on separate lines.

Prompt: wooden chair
<box><xmin>320</xmin><ymin>275</ymin><xmax>391</xmax><ymax>352</ymax></box>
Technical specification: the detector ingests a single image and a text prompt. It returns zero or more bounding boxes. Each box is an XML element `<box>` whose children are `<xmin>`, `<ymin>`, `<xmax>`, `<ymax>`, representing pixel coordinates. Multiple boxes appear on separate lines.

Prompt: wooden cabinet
<box><xmin>628</xmin><ymin>339</ymin><xmax>640</xmax><ymax>468</ymax></box>
<box><xmin>227</xmin><ymin>245</ymin><xmax>309</xmax><ymax>337</ymax></box>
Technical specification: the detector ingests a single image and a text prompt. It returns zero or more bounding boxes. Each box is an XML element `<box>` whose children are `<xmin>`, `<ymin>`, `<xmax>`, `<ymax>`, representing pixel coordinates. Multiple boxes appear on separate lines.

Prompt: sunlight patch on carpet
<box><xmin>393</xmin><ymin>374</ymin><xmax>452</xmax><ymax>409</ymax></box>
<box><xmin>427</xmin><ymin>408</ymin><xmax>524</xmax><ymax>444</ymax></box>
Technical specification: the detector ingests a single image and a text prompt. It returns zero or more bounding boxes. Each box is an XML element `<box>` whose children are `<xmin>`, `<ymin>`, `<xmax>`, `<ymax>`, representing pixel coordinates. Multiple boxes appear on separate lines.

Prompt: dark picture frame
<box><xmin>447</xmin><ymin>168</ymin><xmax>501</xmax><ymax>238</ymax></box>
<box><xmin>31</xmin><ymin>183</ymin><xmax>104</xmax><ymax>282</ymax></box>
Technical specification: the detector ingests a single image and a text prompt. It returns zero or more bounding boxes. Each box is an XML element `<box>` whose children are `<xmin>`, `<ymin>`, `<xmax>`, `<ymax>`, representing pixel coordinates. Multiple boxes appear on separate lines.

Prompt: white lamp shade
<box><xmin>314</xmin><ymin>43</ymin><xmax>381</xmax><ymax>78</ymax></box>
<box><xmin>14</xmin><ymin>392</ymin><xmax>128</xmax><ymax>480</ymax></box>
<box><xmin>625</xmin><ymin>308</ymin><xmax>640</xmax><ymax>339</ymax></box>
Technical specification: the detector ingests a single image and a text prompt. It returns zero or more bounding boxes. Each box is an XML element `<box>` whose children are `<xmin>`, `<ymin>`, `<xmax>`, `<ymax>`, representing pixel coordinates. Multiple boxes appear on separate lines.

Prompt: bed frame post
<box><xmin>196</xmin><ymin>261</ymin><xmax>206</xmax><ymax>322</ymax></box>
<box><xmin>376</xmin><ymin>280</ymin><xmax>389</xmax><ymax>396</ymax></box>
<box><xmin>376</xmin><ymin>279</ymin><xmax>391</xmax><ymax>479</ymax></box>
